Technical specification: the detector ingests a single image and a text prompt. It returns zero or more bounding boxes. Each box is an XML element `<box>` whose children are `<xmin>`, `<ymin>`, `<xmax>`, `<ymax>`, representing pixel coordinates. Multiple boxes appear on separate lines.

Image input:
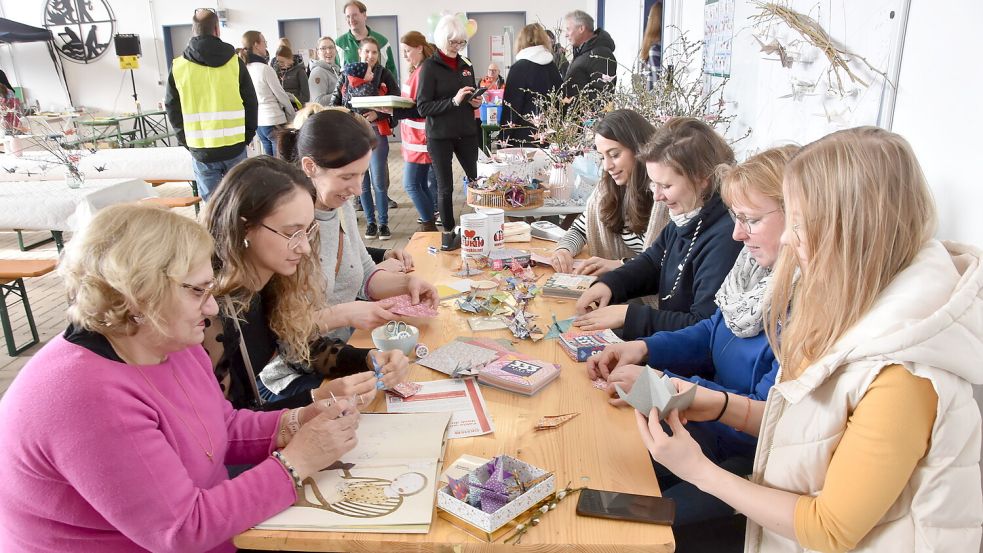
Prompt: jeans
<box><xmin>428</xmin><ymin>134</ymin><xmax>479</xmax><ymax>230</ymax></box>
<box><xmin>190</xmin><ymin>149</ymin><xmax>248</xmax><ymax>201</ymax></box>
<box><xmin>652</xmin><ymin>421</ymin><xmax>753</xmax><ymax>526</ymax></box>
<box><xmin>404</xmin><ymin>161</ymin><xmax>438</xmax><ymax>223</ymax></box>
<box><xmin>359</xmin><ymin>130</ymin><xmax>390</xmax><ymax>225</ymax></box>
<box><xmin>256</xmin><ymin>373</ymin><xmax>324</xmax><ymax>403</ymax></box>
<box><xmin>257</xmin><ymin>125</ymin><xmax>277</xmax><ymax>156</ymax></box>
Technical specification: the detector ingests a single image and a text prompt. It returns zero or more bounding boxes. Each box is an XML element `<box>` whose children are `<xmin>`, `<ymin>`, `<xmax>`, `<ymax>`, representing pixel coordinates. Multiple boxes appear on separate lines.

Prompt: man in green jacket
<box><xmin>336</xmin><ymin>1</ymin><xmax>397</xmax><ymax>78</ymax></box>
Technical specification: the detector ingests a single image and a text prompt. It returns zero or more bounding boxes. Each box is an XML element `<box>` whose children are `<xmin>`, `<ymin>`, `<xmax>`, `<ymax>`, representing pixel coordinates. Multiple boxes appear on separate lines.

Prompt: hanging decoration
<box><xmin>42</xmin><ymin>0</ymin><xmax>117</xmax><ymax>64</ymax></box>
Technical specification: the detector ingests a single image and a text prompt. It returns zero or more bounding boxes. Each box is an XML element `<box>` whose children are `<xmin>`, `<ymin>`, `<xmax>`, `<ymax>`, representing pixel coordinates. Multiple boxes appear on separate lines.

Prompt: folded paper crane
<box><xmin>614</xmin><ymin>366</ymin><xmax>698</xmax><ymax>421</ymax></box>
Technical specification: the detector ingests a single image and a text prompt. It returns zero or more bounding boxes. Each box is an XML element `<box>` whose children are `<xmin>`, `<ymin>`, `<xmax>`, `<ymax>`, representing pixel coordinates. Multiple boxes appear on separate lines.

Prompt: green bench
<box><xmin>0</xmin><ymin>259</ymin><xmax>58</xmax><ymax>356</ymax></box>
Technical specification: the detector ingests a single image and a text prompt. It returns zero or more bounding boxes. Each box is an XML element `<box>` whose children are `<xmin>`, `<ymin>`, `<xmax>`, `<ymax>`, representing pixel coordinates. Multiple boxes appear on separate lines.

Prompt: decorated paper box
<box><xmin>558</xmin><ymin>329</ymin><xmax>624</xmax><ymax>362</ymax></box>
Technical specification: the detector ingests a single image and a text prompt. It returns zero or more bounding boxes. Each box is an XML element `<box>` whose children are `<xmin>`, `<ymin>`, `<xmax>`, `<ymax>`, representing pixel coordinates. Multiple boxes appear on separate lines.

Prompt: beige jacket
<box><xmin>746</xmin><ymin>240</ymin><xmax>983</xmax><ymax>552</ymax></box>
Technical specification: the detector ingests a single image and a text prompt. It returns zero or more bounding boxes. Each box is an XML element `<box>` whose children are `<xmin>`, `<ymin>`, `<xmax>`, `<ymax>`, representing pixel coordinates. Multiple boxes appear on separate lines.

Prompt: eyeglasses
<box><xmin>260</xmin><ymin>220</ymin><xmax>319</xmax><ymax>250</ymax></box>
<box><xmin>181</xmin><ymin>280</ymin><xmax>216</xmax><ymax>308</ymax></box>
<box><xmin>449</xmin><ymin>39</ymin><xmax>468</xmax><ymax>47</ymax></box>
<box><xmin>728</xmin><ymin>208</ymin><xmax>780</xmax><ymax>235</ymax></box>
<box><xmin>791</xmin><ymin>223</ymin><xmax>802</xmax><ymax>243</ymax></box>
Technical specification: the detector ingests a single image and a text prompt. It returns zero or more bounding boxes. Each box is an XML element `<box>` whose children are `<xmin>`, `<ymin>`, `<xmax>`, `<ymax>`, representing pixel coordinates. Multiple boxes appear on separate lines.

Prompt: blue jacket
<box><xmin>642</xmin><ymin>308</ymin><xmax>778</xmax><ymax>458</ymax></box>
<box><xmin>597</xmin><ymin>194</ymin><xmax>743</xmax><ymax>340</ymax></box>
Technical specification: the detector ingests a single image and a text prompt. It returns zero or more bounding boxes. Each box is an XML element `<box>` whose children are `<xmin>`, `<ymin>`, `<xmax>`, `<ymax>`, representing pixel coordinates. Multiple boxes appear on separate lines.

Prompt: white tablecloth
<box><xmin>0</xmin><ymin>178</ymin><xmax>155</xmax><ymax>231</ymax></box>
<box><xmin>0</xmin><ymin>147</ymin><xmax>194</xmax><ymax>182</ymax></box>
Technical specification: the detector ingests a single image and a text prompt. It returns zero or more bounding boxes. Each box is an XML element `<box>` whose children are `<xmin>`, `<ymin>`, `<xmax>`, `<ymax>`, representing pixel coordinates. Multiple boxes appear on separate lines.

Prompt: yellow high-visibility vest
<box><xmin>172</xmin><ymin>55</ymin><xmax>246</xmax><ymax>149</ymax></box>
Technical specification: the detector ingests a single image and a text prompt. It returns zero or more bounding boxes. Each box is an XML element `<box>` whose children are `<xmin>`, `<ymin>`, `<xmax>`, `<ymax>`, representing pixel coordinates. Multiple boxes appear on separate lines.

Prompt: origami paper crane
<box><xmin>614</xmin><ymin>366</ymin><xmax>698</xmax><ymax>421</ymax></box>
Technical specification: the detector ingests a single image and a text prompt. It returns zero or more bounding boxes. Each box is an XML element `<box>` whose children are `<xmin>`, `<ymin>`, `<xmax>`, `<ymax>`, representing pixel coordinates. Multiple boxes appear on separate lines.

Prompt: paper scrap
<box><xmin>386</xmin><ymin>294</ymin><xmax>438</xmax><ymax>318</ymax></box>
<box><xmin>386</xmin><ymin>378</ymin><xmax>495</xmax><ymax>439</ymax></box>
<box><xmin>535</xmin><ymin>412</ymin><xmax>580</xmax><ymax>430</ymax></box>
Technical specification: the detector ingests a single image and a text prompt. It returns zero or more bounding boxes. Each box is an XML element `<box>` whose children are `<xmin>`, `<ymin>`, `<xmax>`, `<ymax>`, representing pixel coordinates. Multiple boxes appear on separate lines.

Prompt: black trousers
<box><xmin>427</xmin><ymin>133</ymin><xmax>479</xmax><ymax>231</ymax></box>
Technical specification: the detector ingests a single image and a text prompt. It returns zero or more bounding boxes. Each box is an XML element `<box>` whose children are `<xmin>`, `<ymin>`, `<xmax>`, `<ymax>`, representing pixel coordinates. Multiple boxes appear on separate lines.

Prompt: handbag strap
<box><xmin>223</xmin><ymin>296</ymin><xmax>265</xmax><ymax>407</ymax></box>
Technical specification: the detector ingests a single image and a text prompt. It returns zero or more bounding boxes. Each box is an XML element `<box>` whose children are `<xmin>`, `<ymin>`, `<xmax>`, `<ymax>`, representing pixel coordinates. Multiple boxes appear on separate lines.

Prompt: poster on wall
<box><xmin>42</xmin><ymin>0</ymin><xmax>117</xmax><ymax>64</ymax></box>
<box><xmin>703</xmin><ymin>0</ymin><xmax>735</xmax><ymax>77</ymax></box>
<box><xmin>489</xmin><ymin>35</ymin><xmax>506</xmax><ymax>65</ymax></box>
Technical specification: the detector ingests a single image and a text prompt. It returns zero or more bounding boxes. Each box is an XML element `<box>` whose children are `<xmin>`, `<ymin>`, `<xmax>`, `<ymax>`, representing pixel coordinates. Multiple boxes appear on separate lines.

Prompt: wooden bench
<box><xmin>0</xmin><ymin>259</ymin><xmax>58</xmax><ymax>356</ymax></box>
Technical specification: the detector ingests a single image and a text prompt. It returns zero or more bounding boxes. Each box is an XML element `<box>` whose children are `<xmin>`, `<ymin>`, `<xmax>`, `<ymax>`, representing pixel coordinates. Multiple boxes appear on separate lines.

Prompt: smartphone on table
<box><xmin>575</xmin><ymin>488</ymin><xmax>675</xmax><ymax>525</ymax></box>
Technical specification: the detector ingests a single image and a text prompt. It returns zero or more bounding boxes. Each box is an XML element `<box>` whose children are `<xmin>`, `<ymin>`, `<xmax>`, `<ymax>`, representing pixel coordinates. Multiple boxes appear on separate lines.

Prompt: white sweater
<box><xmin>746</xmin><ymin>240</ymin><xmax>983</xmax><ymax>553</ymax></box>
<box><xmin>246</xmin><ymin>62</ymin><xmax>295</xmax><ymax>126</ymax></box>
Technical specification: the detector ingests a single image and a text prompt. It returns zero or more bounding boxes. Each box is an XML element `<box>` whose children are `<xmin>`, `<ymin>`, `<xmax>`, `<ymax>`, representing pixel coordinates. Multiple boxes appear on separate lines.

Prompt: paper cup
<box><xmin>460</xmin><ymin>212</ymin><xmax>489</xmax><ymax>260</ymax></box>
<box><xmin>477</xmin><ymin>207</ymin><xmax>505</xmax><ymax>252</ymax></box>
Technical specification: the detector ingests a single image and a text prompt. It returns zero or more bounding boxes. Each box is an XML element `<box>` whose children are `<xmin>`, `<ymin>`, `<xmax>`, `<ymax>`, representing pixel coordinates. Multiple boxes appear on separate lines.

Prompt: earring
<box><xmin>131</xmin><ymin>314</ymin><xmax>145</xmax><ymax>325</ymax></box>
<box><xmin>243</xmin><ymin>238</ymin><xmax>250</xmax><ymax>248</ymax></box>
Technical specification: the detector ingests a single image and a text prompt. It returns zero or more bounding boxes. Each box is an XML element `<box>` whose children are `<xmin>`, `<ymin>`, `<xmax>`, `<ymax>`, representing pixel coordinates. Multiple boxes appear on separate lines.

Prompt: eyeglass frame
<box><xmin>728</xmin><ymin>208</ymin><xmax>781</xmax><ymax>235</ymax></box>
<box><xmin>259</xmin><ymin>220</ymin><xmax>319</xmax><ymax>250</ymax></box>
<box><xmin>180</xmin><ymin>280</ymin><xmax>217</xmax><ymax>308</ymax></box>
<box><xmin>448</xmin><ymin>39</ymin><xmax>468</xmax><ymax>47</ymax></box>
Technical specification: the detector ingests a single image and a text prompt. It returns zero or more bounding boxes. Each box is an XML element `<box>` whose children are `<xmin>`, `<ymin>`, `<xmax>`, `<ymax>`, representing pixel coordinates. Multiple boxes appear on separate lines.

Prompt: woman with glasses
<box><xmin>416</xmin><ymin>14</ymin><xmax>482</xmax><ymax>247</ymax></box>
<box><xmin>0</xmin><ymin>204</ymin><xmax>361</xmax><ymax>552</ymax></box>
<box><xmin>574</xmin><ymin>117</ymin><xmax>743</xmax><ymax>341</ymax></box>
<box><xmin>203</xmin><ymin>156</ymin><xmax>410</xmax><ymax>409</ymax></box>
<box><xmin>309</xmin><ymin>36</ymin><xmax>342</xmax><ymax>106</ymax></box>
<box><xmin>587</xmin><ymin>146</ymin><xmax>798</xmax><ymax>533</ymax></box>
<box><xmin>636</xmin><ymin>127</ymin><xmax>983</xmax><ymax>553</ymax></box>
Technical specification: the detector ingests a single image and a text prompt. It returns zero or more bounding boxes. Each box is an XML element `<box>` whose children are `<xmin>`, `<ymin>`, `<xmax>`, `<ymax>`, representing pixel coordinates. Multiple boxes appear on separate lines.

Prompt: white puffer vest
<box><xmin>746</xmin><ymin>241</ymin><xmax>983</xmax><ymax>553</ymax></box>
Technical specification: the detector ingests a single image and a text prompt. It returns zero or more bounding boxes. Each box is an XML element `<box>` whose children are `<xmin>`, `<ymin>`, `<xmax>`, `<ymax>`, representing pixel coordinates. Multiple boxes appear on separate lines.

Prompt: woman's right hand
<box><xmin>339</xmin><ymin>300</ymin><xmax>398</xmax><ymax>330</ymax></box>
<box><xmin>551</xmin><ymin>248</ymin><xmax>575</xmax><ymax>273</ymax></box>
<box><xmin>453</xmin><ymin>86</ymin><xmax>475</xmax><ymax>106</ymax></box>
<box><xmin>280</xmin><ymin>399</ymin><xmax>360</xmax><ymax>480</ymax></box>
<box><xmin>313</xmin><ymin>371</ymin><xmax>379</xmax><ymax>404</ymax></box>
<box><xmin>586</xmin><ymin>340</ymin><xmax>648</xmax><ymax>379</ymax></box>
<box><xmin>575</xmin><ymin>283</ymin><xmax>613</xmax><ymax>315</ymax></box>
<box><xmin>670</xmin><ymin>378</ymin><xmax>729</xmax><ymax>423</ymax></box>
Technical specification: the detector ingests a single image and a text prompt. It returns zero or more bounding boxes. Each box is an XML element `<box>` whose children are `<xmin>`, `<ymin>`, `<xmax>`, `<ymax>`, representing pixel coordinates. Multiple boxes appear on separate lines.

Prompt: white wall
<box><xmin>0</xmin><ymin>1</ymin><xmax>589</xmax><ymax>114</ymax></box>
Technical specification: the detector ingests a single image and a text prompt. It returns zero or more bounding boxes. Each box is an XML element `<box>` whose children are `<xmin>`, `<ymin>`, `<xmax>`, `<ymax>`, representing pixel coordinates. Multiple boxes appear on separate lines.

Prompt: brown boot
<box><xmin>418</xmin><ymin>221</ymin><xmax>439</xmax><ymax>232</ymax></box>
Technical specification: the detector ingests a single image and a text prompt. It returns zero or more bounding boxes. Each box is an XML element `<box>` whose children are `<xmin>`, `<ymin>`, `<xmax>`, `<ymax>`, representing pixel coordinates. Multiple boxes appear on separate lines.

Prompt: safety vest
<box><xmin>171</xmin><ymin>55</ymin><xmax>246</xmax><ymax>149</ymax></box>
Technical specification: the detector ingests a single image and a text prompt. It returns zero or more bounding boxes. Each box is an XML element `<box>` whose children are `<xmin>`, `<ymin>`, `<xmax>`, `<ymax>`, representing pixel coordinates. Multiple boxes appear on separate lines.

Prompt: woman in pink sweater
<box><xmin>0</xmin><ymin>204</ymin><xmax>359</xmax><ymax>552</ymax></box>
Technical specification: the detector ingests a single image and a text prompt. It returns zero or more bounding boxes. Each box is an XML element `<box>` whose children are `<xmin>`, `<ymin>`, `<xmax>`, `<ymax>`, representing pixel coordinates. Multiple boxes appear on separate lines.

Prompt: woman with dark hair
<box><xmin>416</xmin><ymin>14</ymin><xmax>482</xmax><ymax>247</ymax></box>
<box><xmin>241</xmin><ymin>31</ymin><xmax>294</xmax><ymax>156</ymax></box>
<box><xmin>574</xmin><ymin>117</ymin><xmax>743</xmax><ymax>340</ymax></box>
<box><xmin>274</xmin><ymin>110</ymin><xmax>437</xmax><ymax>396</ymax></box>
<box><xmin>203</xmin><ymin>155</ymin><xmax>410</xmax><ymax>408</ymax></box>
<box><xmin>552</xmin><ymin>109</ymin><xmax>668</xmax><ymax>276</ymax></box>
<box><xmin>275</xmin><ymin>43</ymin><xmax>310</xmax><ymax>105</ymax></box>
<box><xmin>500</xmin><ymin>24</ymin><xmax>563</xmax><ymax>146</ymax></box>
<box><xmin>397</xmin><ymin>31</ymin><xmax>440</xmax><ymax>232</ymax></box>
<box><xmin>640</xmin><ymin>2</ymin><xmax>663</xmax><ymax>89</ymax></box>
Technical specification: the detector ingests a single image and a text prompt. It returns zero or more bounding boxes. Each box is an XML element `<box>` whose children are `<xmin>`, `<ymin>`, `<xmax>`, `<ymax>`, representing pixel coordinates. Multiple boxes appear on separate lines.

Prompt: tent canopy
<box><xmin>0</xmin><ymin>18</ymin><xmax>54</xmax><ymax>44</ymax></box>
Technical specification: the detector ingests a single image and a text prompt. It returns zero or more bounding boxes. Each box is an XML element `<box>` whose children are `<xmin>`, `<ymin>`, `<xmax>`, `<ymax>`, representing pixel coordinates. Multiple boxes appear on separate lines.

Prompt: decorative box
<box><xmin>558</xmin><ymin>329</ymin><xmax>624</xmax><ymax>362</ymax></box>
<box><xmin>488</xmin><ymin>248</ymin><xmax>531</xmax><ymax>270</ymax></box>
<box><xmin>436</xmin><ymin>456</ymin><xmax>555</xmax><ymax>541</ymax></box>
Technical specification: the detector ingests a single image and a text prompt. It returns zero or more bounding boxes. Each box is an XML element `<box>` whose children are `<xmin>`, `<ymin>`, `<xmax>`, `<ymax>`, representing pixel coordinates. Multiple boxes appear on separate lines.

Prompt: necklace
<box><xmin>109</xmin><ymin>337</ymin><xmax>216</xmax><ymax>462</ymax></box>
<box><xmin>660</xmin><ymin>217</ymin><xmax>704</xmax><ymax>301</ymax></box>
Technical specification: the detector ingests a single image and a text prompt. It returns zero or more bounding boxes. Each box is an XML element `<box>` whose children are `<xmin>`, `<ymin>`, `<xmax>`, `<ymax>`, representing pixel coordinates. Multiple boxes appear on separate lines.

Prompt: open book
<box><xmin>254</xmin><ymin>412</ymin><xmax>452</xmax><ymax>533</ymax></box>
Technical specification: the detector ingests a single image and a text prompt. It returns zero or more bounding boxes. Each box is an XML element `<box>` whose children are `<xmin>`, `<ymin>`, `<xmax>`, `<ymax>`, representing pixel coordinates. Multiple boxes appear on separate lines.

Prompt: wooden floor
<box><xmin>0</xmin><ymin>150</ymin><xmax>466</xmax><ymax>397</ymax></box>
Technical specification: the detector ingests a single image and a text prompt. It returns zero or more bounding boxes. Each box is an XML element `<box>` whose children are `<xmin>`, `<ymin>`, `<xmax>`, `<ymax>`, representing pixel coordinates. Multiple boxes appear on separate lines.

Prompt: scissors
<box><xmin>385</xmin><ymin>321</ymin><xmax>409</xmax><ymax>339</ymax></box>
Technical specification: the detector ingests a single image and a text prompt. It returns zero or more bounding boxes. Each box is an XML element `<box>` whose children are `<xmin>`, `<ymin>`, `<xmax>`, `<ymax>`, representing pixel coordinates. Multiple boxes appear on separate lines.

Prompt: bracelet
<box><xmin>709</xmin><ymin>391</ymin><xmax>729</xmax><ymax>423</ymax></box>
<box><xmin>272</xmin><ymin>450</ymin><xmax>303</xmax><ymax>490</ymax></box>
<box><xmin>287</xmin><ymin>408</ymin><xmax>301</xmax><ymax>436</ymax></box>
<box><xmin>738</xmin><ymin>396</ymin><xmax>752</xmax><ymax>433</ymax></box>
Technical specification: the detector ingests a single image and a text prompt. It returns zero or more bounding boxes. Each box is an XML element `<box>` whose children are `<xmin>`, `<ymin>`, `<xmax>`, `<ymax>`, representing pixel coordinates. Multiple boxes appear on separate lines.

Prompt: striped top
<box><xmin>556</xmin><ymin>213</ymin><xmax>646</xmax><ymax>256</ymax></box>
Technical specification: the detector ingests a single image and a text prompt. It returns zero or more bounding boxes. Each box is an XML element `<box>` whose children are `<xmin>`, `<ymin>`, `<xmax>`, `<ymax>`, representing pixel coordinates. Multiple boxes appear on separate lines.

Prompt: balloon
<box><xmin>456</xmin><ymin>12</ymin><xmax>468</xmax><ymax>28</ymax></box>
<box><xmin>427</xmin><ymin>13</ymin><xmax>440</xmax><ymax>33</ymax></box>
<box><xmin>466</xmin><ymin>19</ymin><xmax>478</xmax><ymax>38</ymax></box>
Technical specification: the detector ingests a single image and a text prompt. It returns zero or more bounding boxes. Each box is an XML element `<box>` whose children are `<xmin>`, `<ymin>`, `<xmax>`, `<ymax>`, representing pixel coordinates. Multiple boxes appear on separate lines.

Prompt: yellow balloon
<box><xmin>466</xmin><ymin>19</ymin><xmax>478</xmax><ymax>38</ymax></box>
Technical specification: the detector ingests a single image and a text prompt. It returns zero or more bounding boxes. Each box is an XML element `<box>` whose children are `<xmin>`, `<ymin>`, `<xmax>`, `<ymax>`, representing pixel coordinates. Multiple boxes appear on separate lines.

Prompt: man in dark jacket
<box><xmin>164</xmin><ymin>9</ymin><xmax>257</xmax><ymax>200</ymax></box>
<box><xmin>561</xmin><ymin>10</ymin><xmax>617</xmax><ymax>99</ymax></box>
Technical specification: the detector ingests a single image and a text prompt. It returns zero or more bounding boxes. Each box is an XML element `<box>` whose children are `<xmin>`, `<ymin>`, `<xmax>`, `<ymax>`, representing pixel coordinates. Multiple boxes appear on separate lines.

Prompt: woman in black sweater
<box><xmin>500</xmin><ymin>24</ymin><xmax>563</xmax><ymax>146</ymax></box>
<box><xmin>416</xmin><ymin>14</ymin><xmax>483</xmax><ymax>242</ymax></box>
<box><xmin>574</xmin><ymin>118</ymin><xmax>743</xmax><ymax>340</ymax></box>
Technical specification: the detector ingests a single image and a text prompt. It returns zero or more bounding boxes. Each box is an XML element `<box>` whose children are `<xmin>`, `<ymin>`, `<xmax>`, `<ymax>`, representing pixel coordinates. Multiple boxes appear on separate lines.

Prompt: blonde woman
<box><xmin>0</xmin><ymin>204</ymin><xmax>360</xmax><ymax>551</ymax></box>
<box><xmin>500</xmin><ymin>23</ymin><xmax>563</xmax><ymax>146</ymax></box>
<box><xmin>637</xmin><ymin>127</ymin><xmax>983</xmax><ymax>552</ymax></box>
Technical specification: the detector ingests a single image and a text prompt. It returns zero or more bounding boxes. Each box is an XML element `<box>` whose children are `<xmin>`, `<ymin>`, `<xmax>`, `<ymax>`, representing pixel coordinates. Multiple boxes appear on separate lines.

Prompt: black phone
<box><xmin>575</xmin><ymin>488</ymin><xmax>675</xmax><ymax>525</ymax></box>
<box><xmin>466</xmin><ymin>86</ymin><xmax>489</xmax><ymax>103</ymax></box>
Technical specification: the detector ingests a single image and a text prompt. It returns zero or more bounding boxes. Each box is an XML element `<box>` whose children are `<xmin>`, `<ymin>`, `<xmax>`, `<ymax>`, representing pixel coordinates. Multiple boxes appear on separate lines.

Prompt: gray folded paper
<box><xmin>615</xmin><ymin>366</ymin><xmax>697</xmax><ymax>421</ymax></box>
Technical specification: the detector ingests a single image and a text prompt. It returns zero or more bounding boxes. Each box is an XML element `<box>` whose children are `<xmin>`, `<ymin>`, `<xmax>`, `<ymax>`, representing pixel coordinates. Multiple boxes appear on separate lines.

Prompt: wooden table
<box><xmin>235</xmin><ymin>234</ymin><xmax>674</xmax><ymax>552</ymax></box>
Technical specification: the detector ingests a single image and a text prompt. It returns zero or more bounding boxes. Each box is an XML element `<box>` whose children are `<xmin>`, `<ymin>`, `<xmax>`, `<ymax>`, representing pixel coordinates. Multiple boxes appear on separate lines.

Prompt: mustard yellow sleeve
<box><xmin>793</xmin><ymin>364</ymin><xmax>938</xmax><ymax>553</ymax></box>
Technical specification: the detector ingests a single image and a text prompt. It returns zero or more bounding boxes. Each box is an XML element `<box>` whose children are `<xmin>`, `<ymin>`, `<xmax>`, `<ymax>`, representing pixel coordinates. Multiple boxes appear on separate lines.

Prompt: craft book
<box><xmin>541</xmin><ymin>273</ymin><xmax>597</xmax><ymax>298</ymax></box>
<box><xmin>558</xmin><ymin>329</ymin><xmax>624</xmax><ymax>362</ymax></box>
<box><xmin>477</xmin><ymin>354</ymin><xmax>560</xmax><ymax>396</ymax></box>
<box><xmin>254</xmin><ymin>412</ymin><xmax>451</xmax><ymax>533</ymax></box>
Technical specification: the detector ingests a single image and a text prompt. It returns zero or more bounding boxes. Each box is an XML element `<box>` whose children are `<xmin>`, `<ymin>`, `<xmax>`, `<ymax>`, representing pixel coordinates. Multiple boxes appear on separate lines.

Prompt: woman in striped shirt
<box><xmin>552</xmin><ymin>109</ymin><xmax>668</xmax><ymax>276</ymax></box>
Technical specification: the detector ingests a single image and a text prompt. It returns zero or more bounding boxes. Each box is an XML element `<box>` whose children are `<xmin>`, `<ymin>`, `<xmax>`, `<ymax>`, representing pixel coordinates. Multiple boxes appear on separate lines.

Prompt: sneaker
<box><xmin>364</xmin><ymin>223</ymin><xmax>378</xmax><ymax>238</ymax></box>
<box><xmin>418</xmin><ymin>221</ymin><xmax>439</xmax><ymax>232</ymax></box>
<box><xmin>378</xmin><ymin>225</ymin><xmax>391</xmax><ymax>240</ymax></box>
<box><xmin>416</xmin><ymin>216</ymin><xmax>424</xmax><ymax>224</ymax></box>
<box><xmin>388</xmin><ymin>199</ymin><xmax>398</xmax><ymax>209</ymax></box>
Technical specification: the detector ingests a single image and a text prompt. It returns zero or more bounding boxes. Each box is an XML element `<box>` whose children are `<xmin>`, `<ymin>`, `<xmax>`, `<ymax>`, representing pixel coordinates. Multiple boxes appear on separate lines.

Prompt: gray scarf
<box><xmin>715</xmin><ymin>247</ymin><xmax>772</xmax><ymax>338</ymax></box>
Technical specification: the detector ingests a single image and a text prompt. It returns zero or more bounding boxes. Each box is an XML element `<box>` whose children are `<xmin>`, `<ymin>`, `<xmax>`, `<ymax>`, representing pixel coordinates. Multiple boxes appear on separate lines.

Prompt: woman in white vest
<box><xmin>635</xmin><ymin>126</ymin><xmax>983</xmax><ymax>552</ymax></box>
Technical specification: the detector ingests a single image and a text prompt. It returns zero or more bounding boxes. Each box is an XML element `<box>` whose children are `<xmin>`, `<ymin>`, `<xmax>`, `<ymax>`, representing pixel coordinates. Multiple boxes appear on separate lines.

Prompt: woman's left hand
<box><xmin>576</xmin><ymin>256</ymin><xmax>623</xmax><ymax>276</ymax></box>
<box><xmin>573</xmin><ymin>304</ymin><xmax>629</xmax><ymax>331</ymax></box>
<box><xmin>384</xmin><ymin>248</ymin><xmax>414</xmax><ymax>271</ymax></box>
<box><xmin>635</xmin><ymin>408</ymin><xmax>711</xmax><ymax>483</ymax></box>
<box><xmin>371</xmin><ymin>349</ymin><xmax>410</xmax><ymax>388</ymax></box>
<box><xmin>406</xmin><ymin>275</ymin><xmax>439</xmax><ymax>308</ymax></box>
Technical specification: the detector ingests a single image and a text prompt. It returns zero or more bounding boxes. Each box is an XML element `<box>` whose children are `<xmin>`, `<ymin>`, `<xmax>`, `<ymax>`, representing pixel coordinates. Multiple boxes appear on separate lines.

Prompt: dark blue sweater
<box><xmin>642</xmin><ymin>308</ymin><xmax>779</xmax><ymax>458</ymax></box>
<box><xmin>597</xmin><ymin>194</ymin><xmax>743</xmax><ymax>340</ymax></box>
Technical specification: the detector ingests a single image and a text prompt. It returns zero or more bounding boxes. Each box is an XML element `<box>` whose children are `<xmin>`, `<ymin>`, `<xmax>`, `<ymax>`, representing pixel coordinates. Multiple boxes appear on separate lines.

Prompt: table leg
<box><xmin>0</xmin><ymin>277</ymin><xmax>40</xmax><ymax>356</ymax></box>
<box><xmin>15</xmin><ymin>230</ymin><xmax>55</xmax><ymax>252</ymax></box>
